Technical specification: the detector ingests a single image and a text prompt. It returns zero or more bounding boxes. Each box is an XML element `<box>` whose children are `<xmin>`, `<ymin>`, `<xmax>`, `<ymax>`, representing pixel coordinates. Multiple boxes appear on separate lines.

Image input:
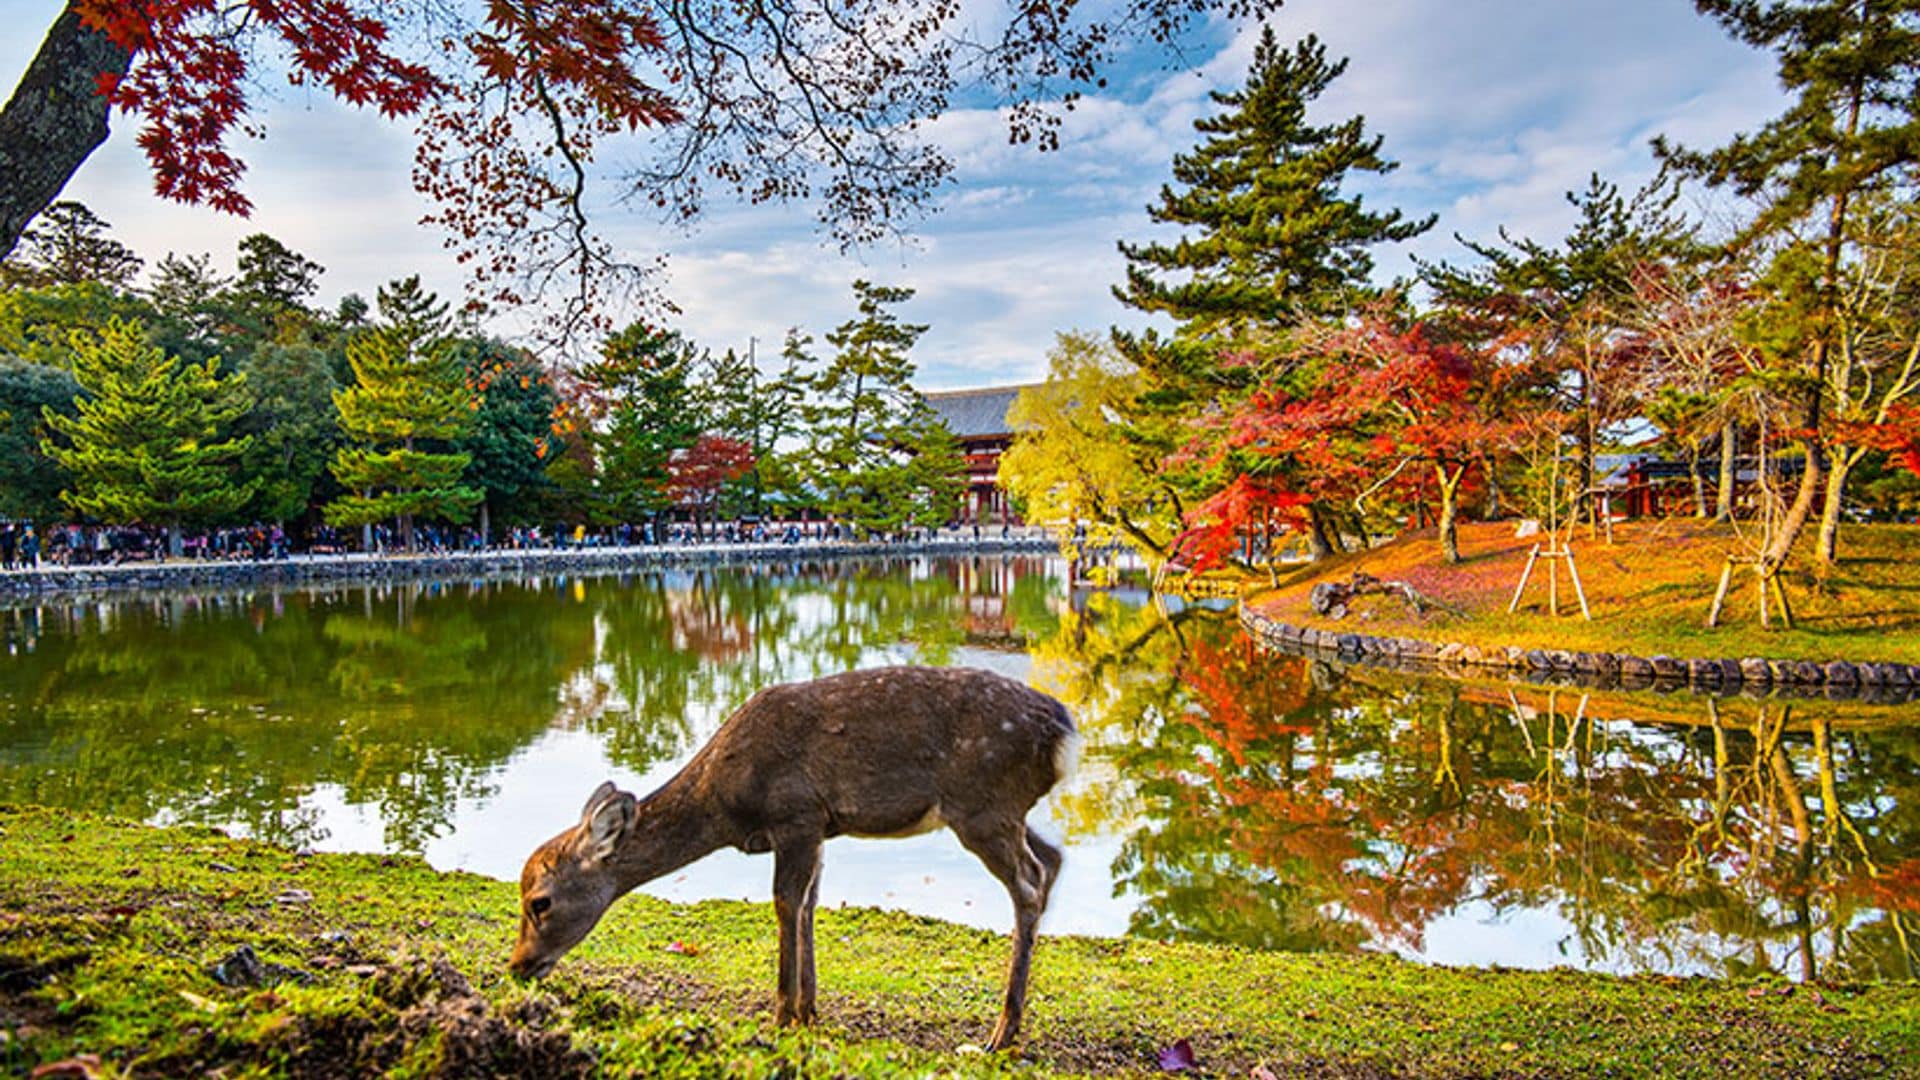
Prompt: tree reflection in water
<box><xmin>2</xmin><ymin>558</ymin><xmax>1914</xmax><ymax>979</ymax></box>
<box><xmin>1035</xmin><ymin>589</ymin><xmax>1920</xmax><ymax>980</ymax></box>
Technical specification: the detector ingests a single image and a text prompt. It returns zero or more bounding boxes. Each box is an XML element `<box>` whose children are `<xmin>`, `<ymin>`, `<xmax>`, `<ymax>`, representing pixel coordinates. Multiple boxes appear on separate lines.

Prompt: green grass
<box><xmin>1249</xmin><ymin>520</ymin><xmax>1920</xmax><ymax>665</ymax></box>
<box><xmin>2</xmin><ymin>805</ymin><xmax>1916</xmax><ymax>1077</ymax></box>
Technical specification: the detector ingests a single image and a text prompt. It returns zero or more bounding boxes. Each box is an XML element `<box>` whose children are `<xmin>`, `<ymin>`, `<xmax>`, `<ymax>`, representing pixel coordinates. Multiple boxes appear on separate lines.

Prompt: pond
<box><xmin>2</xmin><ymin>555</ymin><xmax>1915</xmax><ymax>982</ymax></box>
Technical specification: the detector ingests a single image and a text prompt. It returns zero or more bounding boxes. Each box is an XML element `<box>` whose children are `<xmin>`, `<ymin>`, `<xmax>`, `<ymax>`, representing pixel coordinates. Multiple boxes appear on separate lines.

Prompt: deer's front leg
<box><xmin>772</xmin><ymin>839</ymin><xmax>822</xmax><ymax>1026</ymax></box>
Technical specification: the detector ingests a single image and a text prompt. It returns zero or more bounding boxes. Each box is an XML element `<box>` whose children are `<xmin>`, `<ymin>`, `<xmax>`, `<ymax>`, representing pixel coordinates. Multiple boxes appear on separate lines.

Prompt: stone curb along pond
<box><xmin>0</xmin><ymin>536</ymin><xmax>1058</xmax><ymax>602</ymax></box>
<box><xmin>1240</xmin><ymin>606</ymin><xmax>1920</xmax><ymax>704</ymax></box>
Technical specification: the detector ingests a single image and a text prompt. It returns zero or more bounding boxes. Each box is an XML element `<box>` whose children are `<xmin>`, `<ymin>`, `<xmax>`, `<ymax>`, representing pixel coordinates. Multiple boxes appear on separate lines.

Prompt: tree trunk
<box><xmin>1762</xmin><ymin>440</ymin><xmax>1822</xmax><ymax>573</ymax></box>
<box><xmin>478</xmin><ymin>501</ymin><xmax>491</xmax><ymax>549</ymax></box>
<box><xmin>1689</xmin><ymin>445</ymin><xmax>1708</xmax><ymax>517</ymax></box>
<box><xmin>1306</xmin><ymin>503</ymin><xmax>1342</xmax><ymax>560</ymax></box>
<box><xmin>1815</xmin><ymin>448</ymin><xmax>1858</xmax><ymax>565</ymax></box>
<box><xmin>1436</xmin><ymin>464</ymin><xmax>1463</xmax><ymax>565</ymax></box>
<box><xmin>1714</xmin><ymin>421</ymin><xmax>1737</xmax><ymax>521</ymax></box>
<box><xmin>0</xmin><ymin>5</ymin><xmax>134</xmax><ymax>259</ymax></box>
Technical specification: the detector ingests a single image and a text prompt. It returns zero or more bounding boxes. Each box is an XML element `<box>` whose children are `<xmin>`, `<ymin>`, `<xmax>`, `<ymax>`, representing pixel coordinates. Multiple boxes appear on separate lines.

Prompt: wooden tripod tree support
<box><xmin>1508</xmin><ymin>541</ymin><xmax>1592</xmax><ymax>620</ymax></box>
<box><xmin>1706</xmin><ymin>554</ymin><xmax>1795</xmax><ymax>630</ymax></box>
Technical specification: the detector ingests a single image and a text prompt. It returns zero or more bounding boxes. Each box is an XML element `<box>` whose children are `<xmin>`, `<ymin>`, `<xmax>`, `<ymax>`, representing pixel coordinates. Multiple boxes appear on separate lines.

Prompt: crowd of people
<box><xmin>0</xmin><ymin>517</ymin><xmax>1028</xmax><ymax>570</ymax></box>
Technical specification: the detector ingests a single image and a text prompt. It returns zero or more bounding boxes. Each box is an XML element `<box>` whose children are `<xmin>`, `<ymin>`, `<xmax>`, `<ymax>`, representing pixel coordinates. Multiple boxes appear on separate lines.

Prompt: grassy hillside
<box><xmin>2</xmin><ymin>805</ymin><xmax>1916</xmax><ymax>1077</ymax></box>
<box><xmin>1247</xmin><ymin>520</ymin><xmax>1920</xmax><ymax>665</ymax></box>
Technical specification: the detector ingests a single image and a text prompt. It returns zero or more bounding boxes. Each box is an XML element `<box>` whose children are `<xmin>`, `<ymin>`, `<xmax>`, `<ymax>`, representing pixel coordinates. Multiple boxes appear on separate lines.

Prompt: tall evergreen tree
<box><xmin>2</xmin><ymin>201</ymin><xmax>143</xmax><ymax>289</ymax></box>
<box><xmin>236</xmin><ymin>343</ymin><xmax>338</xmax><ymax>526</ymax></box>
<box><xmin>1115</xmin><ymin>26</ymin><xmax>1432</xmax><ymax>333</ymax></box>
<box><xmin>0</xmin><ymin>359</ymin><xmax>80</xmax><ymax>522</ymax></box>
<box><xmin>579</xmin><ymin>323</ymin><xmax>704</xmax><ymax>528</ymax></box>
<box><xmin>1111</xmin><ymin>26</ymin><xmax>1430</xmax><ymax>559</ymax></box>
<box><xmin>325</xmin><ymin>279</ymin><xmax>480</xmax><ymax>549</ymax></box>
<box><xmin>1658</xmin><ymin>0</ymin><xmax>1920</xmax><ymax>565</ymax></box>
<box><xmin>803</xmin><ymin>281</ymin><xmax>962</xmax><ymax>534</ymax></box>
<box><xmin>457</xmin><ymin>338</ymin><xmax>561</xmax><ymax>541</ymax></box>
<box><xmin>40</xmin><ymin>317</ymin><xmax>254</xmax><ymax>552</ymax></box>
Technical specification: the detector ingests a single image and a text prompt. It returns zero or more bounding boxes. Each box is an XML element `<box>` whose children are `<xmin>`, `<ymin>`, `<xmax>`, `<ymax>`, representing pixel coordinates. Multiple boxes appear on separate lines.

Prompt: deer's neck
<box><xmin>610</xmin><ymin>767</ymin><xmax>733</xmax><ymax>893</ymax></box>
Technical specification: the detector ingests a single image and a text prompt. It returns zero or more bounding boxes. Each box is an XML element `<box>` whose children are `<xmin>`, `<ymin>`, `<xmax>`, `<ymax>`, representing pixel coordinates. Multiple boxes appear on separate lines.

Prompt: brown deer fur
<box><xmin>510</xmin><ymin>666</ymin><xmax>1078</xmax><ymax>1051</ymax></box>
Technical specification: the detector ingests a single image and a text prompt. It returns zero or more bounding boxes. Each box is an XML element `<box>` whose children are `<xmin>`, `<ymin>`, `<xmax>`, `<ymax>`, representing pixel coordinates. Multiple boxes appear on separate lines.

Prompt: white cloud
<box><xmin>1</xmin><ymin>0</ymin><xmax>1789</xmax><ymax>385</ymax></box>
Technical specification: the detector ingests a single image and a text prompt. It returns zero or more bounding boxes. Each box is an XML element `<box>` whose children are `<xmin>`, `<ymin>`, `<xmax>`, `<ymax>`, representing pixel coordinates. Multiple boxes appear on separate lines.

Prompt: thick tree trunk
<box><xmin>1306</xmin><ymin>503</ymin><xmax>1342</xmax><ymax>560</ymax></box>
<box><xmin>0</xmin><ymin>5</ymin><xmax>133</xmax><ymax>260</ymax></box>
<box><xmin>1714</xmin><ymin>421</ymin><xmax>1737</xmax><ymax>521</ymax></box>
<box><xmin>1814</xmin><ymin>448</ymin><xmax>1858</xmax><ymax>565</ymax></box>
<box><xmin>1762</xmin><ymin>440</ymin><xmax>1823</xmax><ymax>573</ymax></box>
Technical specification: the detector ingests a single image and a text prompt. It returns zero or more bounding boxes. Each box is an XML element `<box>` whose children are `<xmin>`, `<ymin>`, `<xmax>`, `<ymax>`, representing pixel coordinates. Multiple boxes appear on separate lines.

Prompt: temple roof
<box><xmin>921</xmin><ymin>384</ymin><xmax>1037</xmax><ymax>439</ymax></box>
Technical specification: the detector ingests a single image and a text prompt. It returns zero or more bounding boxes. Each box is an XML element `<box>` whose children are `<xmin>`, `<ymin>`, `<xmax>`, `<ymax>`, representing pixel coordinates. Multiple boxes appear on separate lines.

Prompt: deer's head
<box><xmin>509</xmin><ymin>781</ymin><xmax>636</xmax><ymax>979</ymax></box>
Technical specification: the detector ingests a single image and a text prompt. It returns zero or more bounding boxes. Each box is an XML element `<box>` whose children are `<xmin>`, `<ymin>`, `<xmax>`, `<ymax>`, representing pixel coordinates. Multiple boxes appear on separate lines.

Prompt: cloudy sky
<box><xmin>1</xmin><ymin>1</ymin><xmax>1783</xmax><ymax>388</ymax></box>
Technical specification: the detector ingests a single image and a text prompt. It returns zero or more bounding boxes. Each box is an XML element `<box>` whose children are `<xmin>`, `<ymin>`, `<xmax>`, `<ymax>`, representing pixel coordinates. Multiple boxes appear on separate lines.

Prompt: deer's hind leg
<box><xmin>950</xmin><ymin>812</ymin><xmax>1050</xmax><ymax>1052</ymax></box>
<box><xmin>772</xmin><ymin>838</ymin><xmax>822</xmax><ymax>1026</ymax></box>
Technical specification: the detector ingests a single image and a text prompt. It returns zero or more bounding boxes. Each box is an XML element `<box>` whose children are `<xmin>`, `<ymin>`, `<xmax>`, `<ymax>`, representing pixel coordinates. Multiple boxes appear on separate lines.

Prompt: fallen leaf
<box><xmin>1157</xmin><ymin>1038</ymin><xmax>1198</xmax><ymax>1072</ymax></box>
<box><xmin>178</xmin><ymin>989</ymin><xmax>219</xmax><ymax>1013</ymax></box>
<box><xmin>1499</xmin><ymin>1041</ymin><xmax>1520</xmax><ymax>1052</ymax></box>
<box><xmin>1252</xmin><ymin>1066</ymin><xmax>1280</xmax><ymax>1080</ymax></box>
<box><xmin>665</xmin><ymin>940</ymin><xmax>702</xmax><ymax>956</ymax></box>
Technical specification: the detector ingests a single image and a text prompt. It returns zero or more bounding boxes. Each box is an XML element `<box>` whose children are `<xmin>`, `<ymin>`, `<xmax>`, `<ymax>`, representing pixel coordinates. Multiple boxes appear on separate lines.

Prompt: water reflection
<box><xmin>2</xmin><ymin>559</ymin><xmax>1915</xmax><ymax>978</ymax></box>
<box><xmin>1036</xmin><ymin>590</ymin><xmax>1920</xmax><ymax>980</ymax></box>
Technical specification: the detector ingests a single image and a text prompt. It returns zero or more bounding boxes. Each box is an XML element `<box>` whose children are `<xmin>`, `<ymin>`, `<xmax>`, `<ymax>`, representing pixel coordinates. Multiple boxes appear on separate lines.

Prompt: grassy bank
<box><xmin>1247</xmin><ymin>520</ymin><xmax>1920</xmax><ymax>665</ymax></box>
<box><xmin>2</xmin><ymin>807</ymin><xmax>1916</xmax><ymax>1077</ymax></box>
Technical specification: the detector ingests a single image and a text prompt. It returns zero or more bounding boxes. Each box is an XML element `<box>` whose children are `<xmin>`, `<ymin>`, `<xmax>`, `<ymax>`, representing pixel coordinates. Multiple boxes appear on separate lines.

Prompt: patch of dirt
<box><xmin>262</xmin><ymin>958</ymin><xmax>595</xmax><ymax>1079</ymax></box>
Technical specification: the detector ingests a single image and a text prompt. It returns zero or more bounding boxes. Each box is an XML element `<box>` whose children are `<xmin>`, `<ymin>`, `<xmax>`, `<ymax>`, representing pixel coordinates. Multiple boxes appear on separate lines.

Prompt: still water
<box><xmin>2</xmin><ymin>555</ymin><xmax>1915</xmax><ymax>981</ymax></box>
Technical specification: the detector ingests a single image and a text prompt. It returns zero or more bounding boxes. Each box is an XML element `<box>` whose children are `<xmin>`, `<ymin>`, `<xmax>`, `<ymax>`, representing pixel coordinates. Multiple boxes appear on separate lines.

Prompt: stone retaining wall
<box><xmin>0</xmin><ymin>538</ymin><xmax>1058</xmax><ymax>603</ymax></box>
<box><xmin>1240</xmin><ymin>606</ymin><xmax>1920</xmax><ymax>705</ymax></box>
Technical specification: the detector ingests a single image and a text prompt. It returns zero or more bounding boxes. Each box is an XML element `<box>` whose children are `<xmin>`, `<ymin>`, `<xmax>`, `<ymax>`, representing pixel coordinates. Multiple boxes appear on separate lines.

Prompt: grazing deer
<box><xmin>510</xmin><ymin>666</ymin><xmax>1077</xmax><ymax>1051</ymax></box>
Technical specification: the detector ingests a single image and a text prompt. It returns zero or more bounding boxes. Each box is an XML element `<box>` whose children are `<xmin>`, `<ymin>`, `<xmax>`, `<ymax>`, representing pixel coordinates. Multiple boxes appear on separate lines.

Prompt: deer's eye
<box><xmin>529</xmin><ymin>896</ymin><xmax>552</xmax><ymax>918</ymax></box>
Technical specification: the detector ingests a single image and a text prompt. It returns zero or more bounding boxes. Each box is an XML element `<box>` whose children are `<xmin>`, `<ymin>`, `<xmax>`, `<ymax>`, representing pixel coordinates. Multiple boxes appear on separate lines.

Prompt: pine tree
<box><xmin>1115</xmin><ymin>26</ymin><xmax>1432</xmax><ymax>333</ymax></box>
<box><xmin>579</xmin><ymin>322</ymin><xmax>704</xmax><ymax>527</ymax></box>
<box><xmin>803</xmin><ymin>281</ymin><xmax>961</xmax><ymax>534</ymax></box>
<box><xmin>40</xmin><ymin>317</ymin><xmax>254</xmax><ymax>552</ymax></box>
<box><xmin>1110</xmin><ymin>26</ymin><xmax>1431</xmax><ymax>560</ymax></box>
<box><xmin>3</xmin><ymin>201</ymin><xmax>143</xmax><ymax>289</ymax></box>
<box><xmin>1659</xmin><ymin>0</ymin><xmax>1920</xmax><ymax>565</ymax></box>
<box><xmin>325</xmin><ymin>279</ymin><xmax>480</xmax><ymax>549</ymax></box>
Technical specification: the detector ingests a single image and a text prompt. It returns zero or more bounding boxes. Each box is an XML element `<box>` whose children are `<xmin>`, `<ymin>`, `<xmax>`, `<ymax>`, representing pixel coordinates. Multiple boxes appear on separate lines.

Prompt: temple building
<box><xmin>922</xmin><ymin>384</ymin><xmax>1036</xmax><ymax>526</ymax></box>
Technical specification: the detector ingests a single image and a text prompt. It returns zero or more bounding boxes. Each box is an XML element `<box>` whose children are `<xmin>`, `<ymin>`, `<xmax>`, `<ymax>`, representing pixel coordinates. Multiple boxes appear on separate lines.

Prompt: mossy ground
<box><xmin>3</xmin><ymin>806</ymin><xmax>1917</xmax><ymax>1077</ymax></box>
<box><xmin>1247</xmin><ymin>520</ymin><xmax>1920</xmax><ymax>665</ymax></box>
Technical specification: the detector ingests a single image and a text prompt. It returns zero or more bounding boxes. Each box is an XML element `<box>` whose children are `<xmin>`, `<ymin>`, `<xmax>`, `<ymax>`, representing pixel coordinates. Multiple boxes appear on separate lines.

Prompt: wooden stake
<box><xmin>1707</xmin><ymin>558</ymin><xmax>1734</xmax><ymax>628</ymax></box>
<box><xmin>1509</xmin><ymin>544</ymin><xmax>1541</xmax><ymax>614</ymax></box>
<box><xmin>1564</xmin><ymin>546</ymin><xmax>1592</xmax><ymax>620</ymax></box>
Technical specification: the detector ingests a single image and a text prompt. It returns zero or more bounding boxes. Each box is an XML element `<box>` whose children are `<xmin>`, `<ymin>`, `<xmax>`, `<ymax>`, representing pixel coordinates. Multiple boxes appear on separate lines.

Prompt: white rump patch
<box><xmin>1051</xmin><ymin>731</ymin><xmax>1082</xmax><ymax>786</ymax></box>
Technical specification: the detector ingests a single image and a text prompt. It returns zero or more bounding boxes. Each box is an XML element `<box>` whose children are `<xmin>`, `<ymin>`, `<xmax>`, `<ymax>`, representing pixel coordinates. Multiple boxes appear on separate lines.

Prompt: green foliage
<box><xmin>0</xmin><ymin>359</ymin><xmax>80</xmax><ymax>521</ymax></box>
<box><xmin>326</xmin><ymin>283</ymin><xmax>481</xmax><ymax>542</ymax></box>
<box><xmin>236</xmin><ymin>344</ymin><xmax>339</xmax><ymax>524</ymax></box>
<box><xmin>802</xmin><ymin>281</ymin><xmax>960</xmax><ymax>533</ymax></box>
<box><xmin>1001</xmin><ymin>331</ymin><xmax>1177</xmax><ymax>555</ymax></box>
<box><xmin>145</xmin><ymin>251</ymin><xmax>233</xmax><ymax>360</ymax></box>
<box><xmin>580</xmin><ymin>322</ymin><xmax>705</xmax><ymax>523</ymax></box>
<box><xmin>457</xmin><ymin>338</ymin><xmax>561</xmax><ymax>532</ymax></box>
<box><xmin>39</xmin><ymin>317</ymin><xmax>255</xmax><ymax>530</ymax></box>
<box><xmin>225</xmin><ymin>233</ymin><xmax>326</xmax><ymax>343</ymax></box>
<box><xmin>0</xmin><ymin>281</ymin><xmax>157</xmax><ymax>369</ymax></box>
<box><xmin>1115</xmin><ymin>25</ymin><xmax>1431</xmax><ymax>333</ymax></box>
<box><xmin>1</xmin><ymin>201</ymin><xmax>143</xmax><ymax>289</ymax></box>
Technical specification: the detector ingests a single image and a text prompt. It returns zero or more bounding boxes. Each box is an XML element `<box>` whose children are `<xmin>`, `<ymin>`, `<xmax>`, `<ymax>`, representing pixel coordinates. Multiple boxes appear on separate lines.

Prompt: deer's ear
<box><xmin>580</xmin><ymin>780</ymin><xmax>618</xmax><ymax>822</ymax></box>
<box><xmin>582</xmin><ymin>787</ymin><xmax>635</xmax><ymax>863</ymax></box>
